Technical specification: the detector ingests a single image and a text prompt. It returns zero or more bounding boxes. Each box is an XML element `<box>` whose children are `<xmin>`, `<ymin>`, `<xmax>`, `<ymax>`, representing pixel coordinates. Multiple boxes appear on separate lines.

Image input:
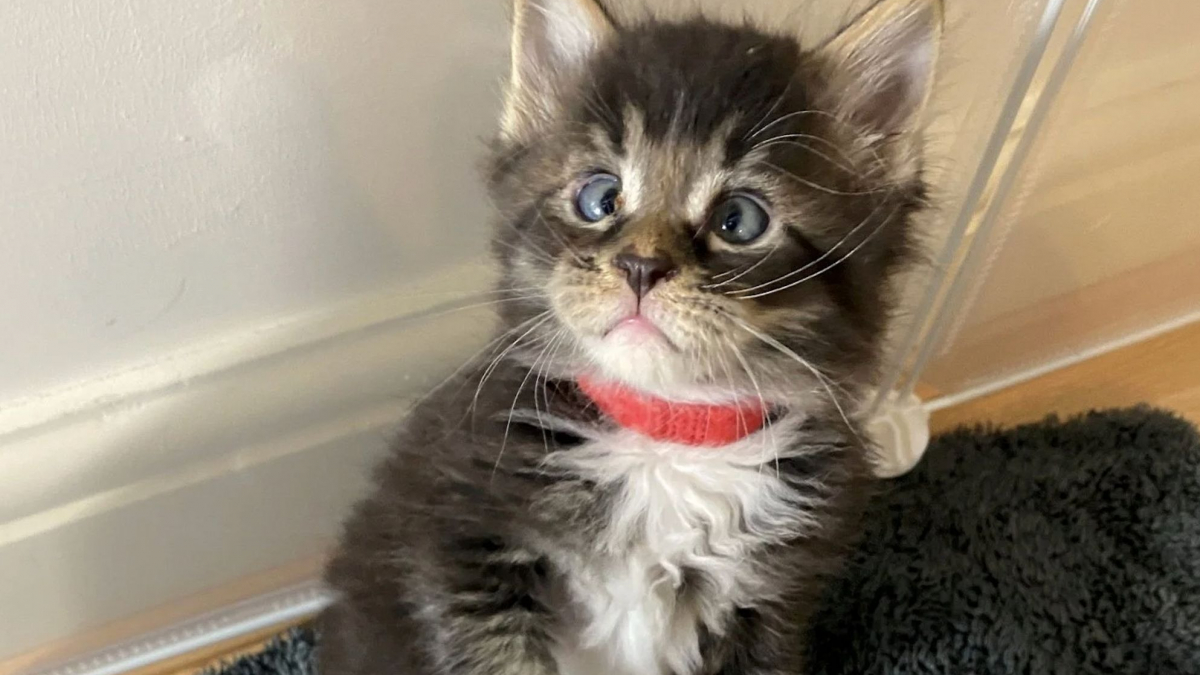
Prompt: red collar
<box><xmin>576</xmin><ymin>375</ymin><xmax>768</xmax><ymax>446</ymax></box>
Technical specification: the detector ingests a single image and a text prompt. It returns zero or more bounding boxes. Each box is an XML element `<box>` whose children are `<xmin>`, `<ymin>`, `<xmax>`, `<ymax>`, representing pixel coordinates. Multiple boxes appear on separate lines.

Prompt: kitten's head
<box><xmin>487</xmin><ymin>0</ymin><xmax>941</xmax><ymax>405</ymax></box>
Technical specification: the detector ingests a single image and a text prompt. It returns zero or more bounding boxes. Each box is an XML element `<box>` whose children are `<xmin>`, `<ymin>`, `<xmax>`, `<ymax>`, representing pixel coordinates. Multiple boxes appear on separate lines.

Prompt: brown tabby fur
<box><xmin>320</xmin><ymin>1</ymin><xmax>941</xmax><ymax>673</ymax></box>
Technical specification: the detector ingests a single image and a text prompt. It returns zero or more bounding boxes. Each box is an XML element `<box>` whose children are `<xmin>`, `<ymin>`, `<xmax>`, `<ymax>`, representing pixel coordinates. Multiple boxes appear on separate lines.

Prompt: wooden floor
<box><xmin>0</xmin><ymin>558</ymin><xmax>325</xmax><ymax>675</ymax></box>
<box><xmin>40</xmin><ymin>318</ymin><xmax>1200</xmax><ymax>675</ymax></box>
<box><xmin>929</xmin><ymin>317</ymin><xmax>1200</xmax><ymax>433</ymax></box>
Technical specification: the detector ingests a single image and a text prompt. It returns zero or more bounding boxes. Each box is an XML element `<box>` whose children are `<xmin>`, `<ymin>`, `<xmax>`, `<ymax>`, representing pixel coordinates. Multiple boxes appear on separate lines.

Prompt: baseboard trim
<box><xmin>30</xmin><ymin>582</ymin><xmax>332</xmax><ymax>675</ymax></box>
<box><xmin>0</xmin><ymin>258</ymin><xmax>493</xmax><ymax>441</ymax></box>
<box><xmin>924</xmin><ymin>307</ymin><xmax>1200</xmax><ymax>413</ymax></box>
<box><xmin>0</xmin><ymin>259</ymin><xmax>498</xmax><ymax>663</ymax></box>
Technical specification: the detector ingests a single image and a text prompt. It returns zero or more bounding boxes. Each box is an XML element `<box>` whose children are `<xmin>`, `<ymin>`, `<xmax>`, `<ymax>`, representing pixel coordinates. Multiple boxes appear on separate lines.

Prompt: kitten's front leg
<box><xmin>426</xmin><ymin>618</ymin><xmax>556</xmax><ymax>675</ymax></box>
<box><xmin>427</xmin><ymin>580</ymin><xmax>558</xmax><ymax>675</ymax></box>
<box><xmin>321</xmin><ymin>538</ymin><xmax>559</xmax><ymax>675</ymax></box>
<box><xmin>424</xmin><ymin>538</ymin><xmax>559</xmax><ymax>675</ymax></box>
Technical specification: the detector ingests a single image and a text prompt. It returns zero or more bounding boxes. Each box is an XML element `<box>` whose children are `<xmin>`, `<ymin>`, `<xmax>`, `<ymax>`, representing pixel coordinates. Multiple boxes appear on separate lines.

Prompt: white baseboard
<box><xmin>0</xmin><ymin>260</ymin><xmax>497</xmax><ymax>663</ymax></box>
<box><xmin>33</xmin><ymin>582</ymin><xmax>333</xmax><ymax>675</ymax></box>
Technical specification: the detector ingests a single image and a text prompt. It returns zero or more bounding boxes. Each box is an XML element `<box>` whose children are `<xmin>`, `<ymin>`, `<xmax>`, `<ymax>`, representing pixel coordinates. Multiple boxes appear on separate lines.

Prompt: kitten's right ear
<box><xmin>501</xmin><ymin>0</ymin><xmax>615</xmax><ymax>141</ymax></box>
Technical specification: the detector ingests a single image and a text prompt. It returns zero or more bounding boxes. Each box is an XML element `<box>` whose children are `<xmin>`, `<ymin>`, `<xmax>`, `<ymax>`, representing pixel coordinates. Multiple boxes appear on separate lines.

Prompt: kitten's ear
<box><xmin>819</xmin><ymin>0</ymin><xmax>942</xmax><ymax>140</ymax></box>
<box><xmin>501</xmin><ymin>0</ymin><xmax>615</xmax><ymax>141</ymax></box>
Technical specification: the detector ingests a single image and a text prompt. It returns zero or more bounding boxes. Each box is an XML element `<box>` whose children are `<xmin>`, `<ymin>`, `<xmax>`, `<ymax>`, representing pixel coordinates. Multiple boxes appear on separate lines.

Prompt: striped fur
<box><xmin>321</xmin><ymin>1</ymin><xmax>941</xmax><ymax>673</ymax></box>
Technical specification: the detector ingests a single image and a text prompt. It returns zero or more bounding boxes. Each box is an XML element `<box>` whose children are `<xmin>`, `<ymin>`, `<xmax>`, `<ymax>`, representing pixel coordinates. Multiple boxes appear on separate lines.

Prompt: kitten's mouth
<box><xmin>603</xmin><ymin>314</ymin><xmax>677</xmax><ymax>350</ymax></box>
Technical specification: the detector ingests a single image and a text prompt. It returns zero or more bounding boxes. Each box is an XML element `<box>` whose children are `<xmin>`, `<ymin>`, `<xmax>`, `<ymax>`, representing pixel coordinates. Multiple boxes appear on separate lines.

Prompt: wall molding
<box><xmin>30</xmin><ymin>582</ymin><xmax>332</xmax><ymax>675</ymax></box>
<box><xmin>0</xmin><ymin>257</ymin><xmax>495</xmax><ymax>534</ymax></box>
<box><xmin>0</xmin><ymin>259</ymin><xmax>494</xmax><ymax>440</ymax></box>
<box><xmin>0</xmin><ymin>259</ymin><xmax>497</xmax><ymax>664</ymax></box>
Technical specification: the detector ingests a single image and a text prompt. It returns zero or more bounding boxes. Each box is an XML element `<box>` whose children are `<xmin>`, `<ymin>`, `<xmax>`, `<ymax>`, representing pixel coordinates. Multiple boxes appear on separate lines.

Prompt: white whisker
<box><xmin>495</xmin><ymin>329</ymin><xmax>561</xmax><ymax>478</ymax></box>
<box><xmin>759</xmin><ymin>160</ymin><xmax>884</xmax><ymax>197</ymax></box>
<box><xmin>743</xmin><ymin>84</ymin><xmax>792</xmax><ymax>141</ymax></box>
<box><xmin>532</xmin><ymin>206</ymin><xmax>588</xmax><ymax>266</ymax></box>
<box><xmin>747</xmin><ymin>108</ymin><xmax>841</xmax><ymax>141</ymax></box>
<box><xmin>495</xmin><ymin>216</ymin><xmax>562</xmax><ymax>265</ymax></box>
<box><xmin>428</xmin><ymin>310</ymin><xmax>559</xmax><ymax>437</ymax></box>
<box><xmin>749</xmin><ymin>137</ymin><xmax>863</xmax><ymax>177</ymax></box>
<box><xmin>470</xmin><ymin>311</ymin><xmax>555</xmax><ymax>426</ymax></box>
<box><xmin>735</xmin><ymin>201</ymin><xmax>903</xmax><ymax>300</ymax></box>
<box><xmin>405</xmin><ymin>312</ymin><xmax>548</xmax><ymax>413</ymax></box>
<box><xmin>493</xmin><ymin>237</ymin><xmax>558</xmax><ymax>266</ymax></box>
<box><xmin>726</xmin><ymin>336</ymin><xmax>779</xmax><ymax>477</ymax></box>
<box><xmin>705</xmin><ymin>245</ymin><xmax>779</xmax><ymax>289</ymax></box>
<box><xmin>728</xmin><ymin>317</ymin><xmax>861</xmax><ymax>441</ymax></box>
<box><xmin>728</xmin><ymin>197</ymin><xmax>891</xmax><ymax>296</ymax></box>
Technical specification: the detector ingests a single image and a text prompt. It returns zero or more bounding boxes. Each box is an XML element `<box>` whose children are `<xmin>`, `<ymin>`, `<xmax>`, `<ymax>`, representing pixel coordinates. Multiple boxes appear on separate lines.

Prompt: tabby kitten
<box><xmin>320</xmin><ymin>0</ymin><xmax>941</xmax><ymax>674</ymax></box>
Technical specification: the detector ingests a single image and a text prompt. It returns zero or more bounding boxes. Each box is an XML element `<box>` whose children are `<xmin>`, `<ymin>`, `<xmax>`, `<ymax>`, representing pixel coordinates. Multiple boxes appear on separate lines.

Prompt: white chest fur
<box><xmin>546</xmin><ymin>425</ymin><xmax>816</xmax><ymax>675</ymax></box>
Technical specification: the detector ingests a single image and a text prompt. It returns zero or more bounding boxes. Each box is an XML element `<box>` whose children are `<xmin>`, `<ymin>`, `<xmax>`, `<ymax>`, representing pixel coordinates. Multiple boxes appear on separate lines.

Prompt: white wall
<box><xmin>0</xmin><ymin>0</ymin><xmax>507</xmax><ymax>661</ymax></box>
<box><xmin>0</xmin><ymin>0</ymin><xmax>505</xmax><ymax>406</ymax></box>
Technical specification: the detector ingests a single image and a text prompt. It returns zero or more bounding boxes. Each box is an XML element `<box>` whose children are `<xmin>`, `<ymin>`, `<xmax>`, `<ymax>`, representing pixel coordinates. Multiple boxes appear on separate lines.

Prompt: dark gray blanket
<box><xmin>213</xmin><ymin>407</ymin><xmax>1200</xmax><ymax>675</ymax></box>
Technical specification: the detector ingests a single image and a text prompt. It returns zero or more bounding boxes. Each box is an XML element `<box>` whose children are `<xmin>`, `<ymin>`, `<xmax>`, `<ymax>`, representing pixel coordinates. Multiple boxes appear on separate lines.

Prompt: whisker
<box><xmin>418</xmin><ymin>293</ymin><xmax>547</xmax><ymax>319</ymax></box>
<box><xmin>729</xmin><ymin>196</ymin><xmax>896</xmax><ymax>296</ymax></box>
<box><xmin>534</xmin><ymin>329</ymin><xmax>569</xmax><ymax>447</ymax></box>
<box><xmin>754</xmin><ymin>132</ymin><xmax>889</xmax><ymax>179</ymax></box>
<box><xmin>352</xmin><ymin>294</ymin><xmax>549</xmax><ymax>383</ymax></box>
<box><xmin>532</xmin><ymin>207</ymin><xmax>587</xmax><ymax>267</ymax></box>
<box><xmin>710</xmin><ymin>261</ymin><xmax>751</xmax><ymax>281</ymax></box>
<box><xmin>492</xmin><ymin>237</ymin><xmax>558</xmax><ymax>266</ymax></box>
<box><xmin>495</xmin><ymin>216</ymin><xmax>561</xmax><ymax>265</ymax></box>
<box><xmin>748</xmin><ymin>109</ymin><xmax>841</xmax><ymax>141</ymax></box>
<box><xmin>581</xmin><ymin>79</ymin><xmax>620</xmax><ymax>130</ymax></box>
<box><xmin>495</xmin><ymin>329</ymin><xmax>561</xmax><ymax>478</ymax></box>
<box><xmin>710</xmin><ymin>341</ymin><xmax>739</xmax><ymax>401</ymax></box>
<box><xmin>749</xmin><ymin>137</ymin><xmax>863</xmax><ymax>177</ymax></box>
<box><xmin>404</xmin><ymin>331</ymin><xmax>528</xmax><ymax>414</ymax></box>
<box><xmin>427</xmin><ymin>310</ymin><xmax>558</xmax><ymax>436</ymax></box>
<box><xmin>727</xmin><ymin>316</ymin><xmax>861</xmax><ymax>441</ymax></box>
<box><xmin>759</xmin><ymin>160</ymin><xmax>885</xmax><ymax>197</ymax></box>
<box><xmin>378</xmin><ymin>285</ymin><xmax>543</xmax><ymax>303</ymax></box>
<box><xmin>488</xmin><ymin>123</ymin><xmax>597</xmax><ymax>175</ymax></box>
<box><xmin>543</xmin><ymin>331</ymin><xmax>568</xmax><ymax>400</ymax></box>
<box><xmin>744</xmin><ymin>84</ymin><xmax>793</xmax><ymax>141</ymax></box>
<box><xmin>725</xmin><ymin>335</ymin><xmax>778</xmax><ymax>476</ymax></box>
<box><xmin>470</xmin><ymin>311</ymin><xmax>555</xmax><ymax>426</ymax></box>
<box><xmin>705</xmin><ymin>245</ymin><xmax>779</xmax><ymax>289</ymax></box>
<box><xmin>736</xmin><ymin>202</ymin><xmax>903</xmax><ymax>300</ymax></box>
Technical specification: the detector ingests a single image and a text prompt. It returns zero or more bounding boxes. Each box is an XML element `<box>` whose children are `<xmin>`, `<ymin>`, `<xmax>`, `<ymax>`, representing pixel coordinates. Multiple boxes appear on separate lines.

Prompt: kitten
<box><xmin>319</xmin><ymin>0</ymin><xmax>941</xmax><ymax>674</ymax></box>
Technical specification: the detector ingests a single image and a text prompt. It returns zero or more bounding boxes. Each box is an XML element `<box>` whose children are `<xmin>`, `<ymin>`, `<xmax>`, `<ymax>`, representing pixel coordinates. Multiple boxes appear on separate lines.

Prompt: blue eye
<box><xmin>575</xmin><ymin>173</ymin><xmax>622</xmax><ymax>222</ymax></box>
<box><xmin>711</xmin><ymin>195</ymin><xmax>770</xmax><ymax>244</ymax></box>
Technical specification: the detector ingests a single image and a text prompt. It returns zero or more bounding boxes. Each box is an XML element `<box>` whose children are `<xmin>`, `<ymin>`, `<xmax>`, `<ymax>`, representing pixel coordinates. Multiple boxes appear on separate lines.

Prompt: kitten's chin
<box><xmin>606</xmin><ymin>315</ymin><xmax>672</xmax><ymax>345</ymax></box>
<box><xmin>582</xmin><ymin>324</ymin><xmax>697</xmax><ymax>398</ymax></box>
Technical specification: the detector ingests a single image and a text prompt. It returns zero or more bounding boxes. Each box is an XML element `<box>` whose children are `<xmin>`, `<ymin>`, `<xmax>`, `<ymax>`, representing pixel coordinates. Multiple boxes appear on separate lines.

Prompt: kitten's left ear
<box><xmin>818</xmin><ymin>0</ymin><xmax>943</xmax><ymax>143</ymax></box>
<box><xmin>501</xmin><ymin>0</ymin><xmax>616</xmax><ymax>141</ymax></box>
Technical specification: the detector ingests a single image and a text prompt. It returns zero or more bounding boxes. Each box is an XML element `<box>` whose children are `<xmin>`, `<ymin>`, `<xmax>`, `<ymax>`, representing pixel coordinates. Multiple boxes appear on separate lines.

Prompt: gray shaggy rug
<box><xmin>210</xmin><ymin>407</ymin><xmax>1200</xmax><ymax>675</ymax></box>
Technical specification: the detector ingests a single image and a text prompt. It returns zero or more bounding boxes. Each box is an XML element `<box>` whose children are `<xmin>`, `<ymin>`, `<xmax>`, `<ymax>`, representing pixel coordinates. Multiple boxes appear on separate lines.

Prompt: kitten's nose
<box><xmin>613</xmin><ymin>250</ymin><xmax>677</xmax><ymax>299</ymax></box>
